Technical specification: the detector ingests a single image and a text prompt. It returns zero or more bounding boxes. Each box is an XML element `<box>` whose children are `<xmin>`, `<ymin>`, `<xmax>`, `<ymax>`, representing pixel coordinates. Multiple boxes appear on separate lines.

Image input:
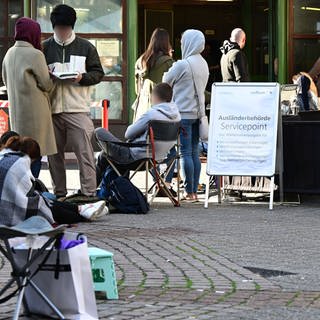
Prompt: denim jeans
<box><xmin>31</xmin><ymin>157</ymin><xmax>42</xmax><ymax>178</ymax></box>
<box><xmin>165</xmin><ymin>147</ymin><xmax>176</xmax><ymax>183</ymax></box>
<box><xmin>180</xmin><ymin>119</ymin><xmax>201</xmax><ymax>194</ymax></box>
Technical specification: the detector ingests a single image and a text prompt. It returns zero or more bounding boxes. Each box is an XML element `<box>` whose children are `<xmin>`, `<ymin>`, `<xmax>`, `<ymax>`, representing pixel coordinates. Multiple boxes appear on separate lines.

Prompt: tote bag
<box><xmin>186</xmin><ymin>59</ymin><xmax>209</xmax><ymax>141</ymax></box>
<box><xmin>13</xmin><ymin>232</ymin><xmax>98</xmax><ymax>320</ymax></box>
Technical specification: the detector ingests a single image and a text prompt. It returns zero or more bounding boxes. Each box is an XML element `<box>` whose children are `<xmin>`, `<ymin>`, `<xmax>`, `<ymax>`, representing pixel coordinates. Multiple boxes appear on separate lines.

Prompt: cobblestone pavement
<box><xmin>1</xmin><ymin>201</ymin><xmax>320</xmax><ymax>319</ymax></box>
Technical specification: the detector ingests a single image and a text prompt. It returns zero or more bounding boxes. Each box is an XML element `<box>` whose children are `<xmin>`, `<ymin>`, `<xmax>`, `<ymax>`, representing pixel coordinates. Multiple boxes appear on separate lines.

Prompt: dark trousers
<box><xmin>50</xmin><ymin>200</ymin><xmax>86</xmax><ymax>224</ymax></box>
<box><xmin>31</xmin><ymin>158</ymin><xmax>42</xmax><ymax>178</ymax></box>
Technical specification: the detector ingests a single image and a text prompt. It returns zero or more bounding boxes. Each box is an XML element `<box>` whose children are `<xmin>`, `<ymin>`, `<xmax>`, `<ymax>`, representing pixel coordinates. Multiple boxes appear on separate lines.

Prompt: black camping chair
<box><xmin>0</xmin><ymin>216</ymin><xmax>66</xmax><ymax>320</ymax></box>
<box><xmin>95</xmin><ymin>120</ymin><xmax>181</xmax><ymax>207</ymax></box>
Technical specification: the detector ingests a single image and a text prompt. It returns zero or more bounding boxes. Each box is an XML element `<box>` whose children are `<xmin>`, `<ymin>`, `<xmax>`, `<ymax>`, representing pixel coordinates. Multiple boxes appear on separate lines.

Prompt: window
<box><xmin>34</xmin><ymin>0</ymin><xmax>126</xmax><ymax>122</ymax></box>
<box><xmin>251</xmin><ymin>0</ymin><xmax>270</xmax><ymax>81</ymax></box>
<box><xmin>37</xmin><ymin>0</ymin><xmax>122</xmax><ymax>34</ymax></box>
<box><xmin>290</xmin><ymin>0</ymin><xmax>320</xmax><ymax>75</ymax></box>
<box><xmin>0</xmin><ymin>1</ymin><xmax>24</xmax><ymax>85</ymax></box>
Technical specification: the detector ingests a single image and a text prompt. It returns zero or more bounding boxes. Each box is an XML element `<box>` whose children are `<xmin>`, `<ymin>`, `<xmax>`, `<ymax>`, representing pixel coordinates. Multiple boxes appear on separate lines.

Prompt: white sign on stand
<box><xmin>204</xmin><ymin>83</ymin><xmax>281</xmax><ymax>210</ymax></box>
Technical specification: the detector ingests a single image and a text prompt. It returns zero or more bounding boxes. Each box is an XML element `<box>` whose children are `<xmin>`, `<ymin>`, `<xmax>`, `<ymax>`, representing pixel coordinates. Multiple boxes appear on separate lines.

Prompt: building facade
<box><xmin>0</xmin><ymin>0</ymin><xmax>319</xmax><ymax>135</ymax></box>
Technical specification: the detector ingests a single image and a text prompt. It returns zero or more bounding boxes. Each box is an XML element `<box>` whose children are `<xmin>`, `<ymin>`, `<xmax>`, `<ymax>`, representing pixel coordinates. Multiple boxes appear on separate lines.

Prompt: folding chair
<box><xmin>95</xmin><ymin>120</ymin><xmax>181</xmax><ymax>207</ymax></box>
<box><xmin>0</xmin><ymin>216</ymin><xmax>66</xmax><ymax>320</ymax></box>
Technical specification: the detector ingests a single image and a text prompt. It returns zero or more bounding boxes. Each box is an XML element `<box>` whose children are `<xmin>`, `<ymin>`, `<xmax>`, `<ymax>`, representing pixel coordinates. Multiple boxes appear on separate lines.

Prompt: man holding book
<box><xmin>43</xmin><ymin>4</ymin><xmax>104</xmax><ymax>199</ymax></box>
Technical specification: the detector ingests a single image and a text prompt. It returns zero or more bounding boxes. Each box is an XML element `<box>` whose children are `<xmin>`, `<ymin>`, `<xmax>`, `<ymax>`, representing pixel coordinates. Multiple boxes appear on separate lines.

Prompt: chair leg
<box><xmin>148</xmin><ymin>180</ymin><xmax>158</xmax><ymax>205</ymax></box>
<box><xmin>147</xmin><ymin>156</ymin><xmax>181</xmax><ymax>207</ymax></box>
<box><xmin>13</xmin><ymin>280</ymin><xmax>26</xmax><ymax>320</ymax></box>
<box><xmin>177</xmin><ymin>155</ymin><xmax>180</xmax><ymax>205</ymax></box>
<box><xmin>103</xmin><ymin>259</ymin><xmax>119</xmax><ymax>299</ymax></box>
<box><xmin>145</xmin><ymin>160</ymin><xmax>149</xmax><ymax>200</ymax></box>
<box><xmin>153</xmin><ymin>166</ymin><xmax>180</xmax><ymax>207</ymax></box>
<box><xmin>29</xmin><ymin>280</ymin><xmax>65</xmax><ymax>319</ymax></box>
<box><xmin>12</xmin><ymin>247</ymin><xmax>33</xmax><ymax>320</ymax></box>
<box><xmin>177</xmin><ymin>137</ymin><xmax>181</xmax><ymax>205</ymax></box>
<box><xmin>129</xmin><ymin>162</ymin><xmax>145</xmax><ymax>179</ymax></box>
<box><xmin>106</xmin><ymin>159</ymin><xmax>122</xmax><ymax>177</ymax></box>
<box><xmin>0</xmin><ymin>236</ymin><xmax>66</xmax><ymax>320</ymax></box>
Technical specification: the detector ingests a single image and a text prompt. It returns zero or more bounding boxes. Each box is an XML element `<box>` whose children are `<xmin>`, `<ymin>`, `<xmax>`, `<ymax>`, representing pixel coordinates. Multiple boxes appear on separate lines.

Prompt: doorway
<box><xmin>138</xmin><ymin>0</ymin><xmax>275</xmax><ymax>82</ymax></box>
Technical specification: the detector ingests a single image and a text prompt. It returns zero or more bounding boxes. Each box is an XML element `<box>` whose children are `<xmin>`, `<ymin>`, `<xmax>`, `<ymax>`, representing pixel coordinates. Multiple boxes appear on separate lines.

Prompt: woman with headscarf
<box><xmin>2</xmin><ymin>17</ymin><xmax>57</xmax><ymax>177</ymax></box>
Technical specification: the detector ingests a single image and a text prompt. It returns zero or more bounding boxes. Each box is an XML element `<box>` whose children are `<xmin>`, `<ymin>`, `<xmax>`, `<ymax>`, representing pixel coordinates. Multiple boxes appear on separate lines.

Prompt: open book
<box><xmin>52</xmin><ymin>71</ymin><xmax>79</xmax><ymax>80</ymax></box>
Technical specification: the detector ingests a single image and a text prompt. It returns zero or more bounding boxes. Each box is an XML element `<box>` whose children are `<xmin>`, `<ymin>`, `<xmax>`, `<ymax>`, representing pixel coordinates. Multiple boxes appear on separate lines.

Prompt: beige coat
<box><xmin>2</xmin><ymin>41</ymin><xmax>57</xmax><ymax>156</ymax></box>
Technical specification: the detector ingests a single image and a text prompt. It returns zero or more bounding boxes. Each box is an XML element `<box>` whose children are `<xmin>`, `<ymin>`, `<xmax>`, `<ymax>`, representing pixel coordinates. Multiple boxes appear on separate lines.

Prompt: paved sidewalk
<box><xmin>1</xmin><ymin>198</ymin><xmax>320</xmax><ymax>319</ymax></box>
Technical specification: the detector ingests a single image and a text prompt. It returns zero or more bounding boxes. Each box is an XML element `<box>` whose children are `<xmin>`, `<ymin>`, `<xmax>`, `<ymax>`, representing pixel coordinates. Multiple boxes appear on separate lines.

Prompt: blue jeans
<box><xmin>180</xmin><ymin>119</ymin><xmax>201</xmax><ymax>194</ymax></box>
<box><xmin>31</xmin><ymin>157</ymin><xmax>42</xmax><ymax>178</ymax></box>
<box><xmin>165</xmin><ymin>147</ymin><xmax>176</xmax><ymax>183</ymax></box>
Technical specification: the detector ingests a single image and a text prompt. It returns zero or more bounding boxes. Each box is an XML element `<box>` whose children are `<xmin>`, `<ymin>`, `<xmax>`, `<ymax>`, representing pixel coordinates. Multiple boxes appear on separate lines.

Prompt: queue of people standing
<box><xmin>2</xmin><ymin>4</ymin><xmax>103</xmax><ymax>201</ymax></box>
<box><xmin>134</xmin><ymin>27</ymin><xmax>248</xmax><ymax>201</ymax></box>
<box><xmin>1</xmin><ymin>1</ymin><xmax>249</xmax><ymax>206</ymax></box>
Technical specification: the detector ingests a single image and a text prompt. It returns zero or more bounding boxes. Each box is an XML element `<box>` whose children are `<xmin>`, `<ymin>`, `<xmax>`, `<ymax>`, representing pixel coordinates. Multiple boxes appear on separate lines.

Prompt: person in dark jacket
<box><xmin>220</xmin><ymin>28</ymin><xmax>250</xmax><ymax>197</ymax></box>
<box><xmin>42</xmin><ymin>4</ymin><xmax>104</xmax><ymax>199</ymax></box>
<box><xmin>220</xmin><ymin>28</ymin><xmax>249</xmax><ymax>82</ymax></box>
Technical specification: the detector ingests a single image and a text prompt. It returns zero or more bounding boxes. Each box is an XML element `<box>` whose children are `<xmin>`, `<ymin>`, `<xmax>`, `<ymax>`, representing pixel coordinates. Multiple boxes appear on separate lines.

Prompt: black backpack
<box><xmin>98</xmin><ymin>168</ymin><xmax>149</xmax><ymax>214</ymax></box>
<box><xmin>109</xmin><ymin>177</ymin><xmax>149</xmax><ymax>214</ymax></box>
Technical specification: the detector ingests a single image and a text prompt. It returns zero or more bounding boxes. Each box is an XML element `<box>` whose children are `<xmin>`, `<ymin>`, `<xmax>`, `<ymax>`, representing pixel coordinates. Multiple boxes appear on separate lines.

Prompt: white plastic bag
<box><xmin>13</xmin><ymin>232</ymin><xmax>98</xmax><ymax>320</ymax></box>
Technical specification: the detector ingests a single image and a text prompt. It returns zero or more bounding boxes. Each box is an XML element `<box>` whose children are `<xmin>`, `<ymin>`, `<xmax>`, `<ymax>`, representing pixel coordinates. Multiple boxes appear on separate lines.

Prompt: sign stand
<box><xmin>204</xmin><ymin>83</ymin><xmax>282</xmax><ymax>210</ymax></box>
<box><xmin>269</xmin><ymin>176</ymin><xmax>275</xmax><ymax>210</ymax></box>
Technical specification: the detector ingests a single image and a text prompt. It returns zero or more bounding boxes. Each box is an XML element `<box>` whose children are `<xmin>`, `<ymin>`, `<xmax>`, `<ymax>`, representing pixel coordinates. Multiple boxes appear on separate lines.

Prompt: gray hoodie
<box><xmin>163</xmin><ymin>30</ymin><xmax>209</xmax><ymax>119</ymax></box>
<box><xmin>125</xmin><ymin>102</ymin><xmax>181</xmax><ymax>161</ymax></box>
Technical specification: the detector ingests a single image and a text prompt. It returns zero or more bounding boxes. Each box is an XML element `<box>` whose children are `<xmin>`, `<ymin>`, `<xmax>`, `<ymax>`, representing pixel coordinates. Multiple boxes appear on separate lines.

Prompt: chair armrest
<box><xmin>109</xmin><ymin>141</ymin><xmax>150</xmax><ymax>148</ymax></box>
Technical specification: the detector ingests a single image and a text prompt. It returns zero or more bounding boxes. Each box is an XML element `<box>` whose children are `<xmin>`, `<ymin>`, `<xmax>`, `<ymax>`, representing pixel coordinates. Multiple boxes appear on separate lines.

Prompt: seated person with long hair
<box><xmin>0</xmin><ymin>136</ymin><xmax>107</xmax><ymax>226</ymax></box>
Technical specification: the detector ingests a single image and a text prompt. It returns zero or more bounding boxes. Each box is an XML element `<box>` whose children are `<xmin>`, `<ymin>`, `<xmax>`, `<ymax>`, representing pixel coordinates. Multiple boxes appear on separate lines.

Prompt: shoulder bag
<box><xmin>186</xmin><ymin>60</ymin><xmax>209</xmax><ymax>141</ymax></box>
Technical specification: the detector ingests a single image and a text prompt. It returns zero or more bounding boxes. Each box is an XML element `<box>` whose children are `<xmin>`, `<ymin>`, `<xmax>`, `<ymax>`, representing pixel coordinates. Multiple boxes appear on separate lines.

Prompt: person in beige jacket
<box><xmin>2</xmin><ymin>17</ymin><xmax>57</xmax><ymax>177</ymax></box>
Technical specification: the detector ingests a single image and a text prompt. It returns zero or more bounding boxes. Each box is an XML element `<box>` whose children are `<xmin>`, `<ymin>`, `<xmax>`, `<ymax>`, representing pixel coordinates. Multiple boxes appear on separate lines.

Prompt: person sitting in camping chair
<box><xmin>96</xmin><ymin>83</ymin><xmax>181</xmax><ymax>192</ymax></box>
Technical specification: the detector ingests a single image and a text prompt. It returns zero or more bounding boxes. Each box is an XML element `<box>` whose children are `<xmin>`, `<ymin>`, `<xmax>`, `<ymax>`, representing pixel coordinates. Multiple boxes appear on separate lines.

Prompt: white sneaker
<box><xmin>79</xmin><ymin>201</ymin><xmax>107</xmax><ymax>221</ymax></box>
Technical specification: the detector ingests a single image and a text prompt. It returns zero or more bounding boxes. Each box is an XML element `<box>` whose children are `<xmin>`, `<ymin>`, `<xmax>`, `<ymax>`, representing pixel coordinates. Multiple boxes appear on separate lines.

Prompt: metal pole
<box><xmin>204</xmin><ymin>175</ymin><xmax>210</xmax><ymax>209</ymax></box>
<box><xmin>13</xmin><ymin>247</ymin><xmax>33</xmax><ymax>320</ymax></box>
<box><xmin>102</xmin><ymin>99</ymin><xmax>109</xmax><ymax>130</ymax></box>
<box><xmin>269</xmin><ymin>176</ymin><xmax>275</xmax><ymax>210</ymax></box>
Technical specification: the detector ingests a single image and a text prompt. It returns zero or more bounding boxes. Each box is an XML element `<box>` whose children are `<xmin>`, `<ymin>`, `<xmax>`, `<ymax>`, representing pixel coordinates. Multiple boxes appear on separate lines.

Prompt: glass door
<box><xmin>0</xmin><ymin>0</ymin><xmax>24</xmax><ymax>85</ymax></box>
<box><xmin>251</xmin><ymin>0</ymin><xmax>276</xmax><ymax>81</ymax></box>
<box><xmin>289</xmin><ymin>0</ymin><xmax>320</xmax><ymax>76</ymax></box>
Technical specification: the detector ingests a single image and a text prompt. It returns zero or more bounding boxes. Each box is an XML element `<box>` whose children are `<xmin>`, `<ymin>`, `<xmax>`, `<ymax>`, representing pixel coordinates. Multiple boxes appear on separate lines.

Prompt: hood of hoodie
<box><xmin>181</xmin><ymin>29</ymin><xmax>205</xmax><ymax>59</ymax></box>
<box><xmin>220</xmin><ymin>39</ymin><xmax>240</xmax><ymax>55</ymax></box>
<box><xmin>152</xmin><ymin>102</ymin><xmax>180</xmax><ymax>120</ymax></box>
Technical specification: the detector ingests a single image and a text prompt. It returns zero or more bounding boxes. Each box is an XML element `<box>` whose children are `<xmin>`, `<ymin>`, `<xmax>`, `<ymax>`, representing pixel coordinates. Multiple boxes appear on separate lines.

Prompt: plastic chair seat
<box><xmin>88</xmin><ymin>247</ymin><xmax>119</xmax><ymax>300</ymax></box>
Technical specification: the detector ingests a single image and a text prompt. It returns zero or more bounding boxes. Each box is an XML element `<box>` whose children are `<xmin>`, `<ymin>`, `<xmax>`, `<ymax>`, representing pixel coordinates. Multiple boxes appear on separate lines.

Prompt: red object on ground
<box><xmin>102</xmin><ymin>99</ymin><xmax>110</xmax><ymax>130</ymax></box>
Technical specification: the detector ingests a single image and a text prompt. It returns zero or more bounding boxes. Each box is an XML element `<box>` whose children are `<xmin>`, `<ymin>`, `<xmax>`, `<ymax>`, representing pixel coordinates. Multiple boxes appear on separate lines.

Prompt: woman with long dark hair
<box><xmin>133</xmin><ymin>28</ymin><xmax>173</xmax><ymax>121</ymax></box>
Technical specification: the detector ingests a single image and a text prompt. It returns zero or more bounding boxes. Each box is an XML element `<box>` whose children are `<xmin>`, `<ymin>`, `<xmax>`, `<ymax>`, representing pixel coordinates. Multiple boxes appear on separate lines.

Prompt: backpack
<box><xmin>109</xmin><ymin>177</ymin><xmax>149</xmax><ymax>214</ymax></box>
<box><xmin>97</xmin><ymin>168</ymin><xmax>149</xmax><ymax>214</ymax></box>
<box><xmin>97</xmin><ymin>166</ymin><xmax>118</xmax><ymax>200</ymax></box>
